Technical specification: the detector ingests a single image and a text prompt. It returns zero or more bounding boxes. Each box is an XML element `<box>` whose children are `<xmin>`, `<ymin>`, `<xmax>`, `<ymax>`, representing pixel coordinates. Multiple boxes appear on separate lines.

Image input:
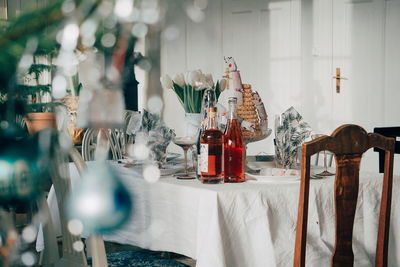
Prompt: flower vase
<box><xmin>184</xmin><ymin>113</ymin><xmax>202</xmax><ymax>137</ymax></box>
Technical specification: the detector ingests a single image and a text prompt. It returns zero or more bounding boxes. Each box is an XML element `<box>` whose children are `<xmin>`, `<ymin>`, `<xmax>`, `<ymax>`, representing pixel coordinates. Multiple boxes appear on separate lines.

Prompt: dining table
<box><xmin>36</xmin><ymin>159</ymin><xmax>400</xmax><ymax>267</ymax></box>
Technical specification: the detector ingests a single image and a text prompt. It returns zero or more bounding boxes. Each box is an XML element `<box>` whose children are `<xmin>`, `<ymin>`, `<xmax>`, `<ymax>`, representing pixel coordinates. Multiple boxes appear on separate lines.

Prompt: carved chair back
<box><xmin>294</xmin><ymin>124</ymin><xmax>395</xmax><ymax>267</ymax></box>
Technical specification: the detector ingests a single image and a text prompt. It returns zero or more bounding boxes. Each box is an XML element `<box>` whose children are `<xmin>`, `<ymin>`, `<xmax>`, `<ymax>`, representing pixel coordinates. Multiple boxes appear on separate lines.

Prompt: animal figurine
<box><xmin>224</xmin><ymin>56</ymin><xmax>244</xmax><ymax>104</ymax></box>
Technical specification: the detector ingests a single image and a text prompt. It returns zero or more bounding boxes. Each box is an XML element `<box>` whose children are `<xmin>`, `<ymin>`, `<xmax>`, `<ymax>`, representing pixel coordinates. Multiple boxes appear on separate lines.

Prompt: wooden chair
<box><xmin>373</xmin><ymin>127</ymin><xmax>400</xmax><ymax>173</ymax></box>
<box><xmin>81</xmin><ymin>111</ymin><xmax>139</xmax><ymax>161</ymax></box>
<box><xmin>294</xmin><ymin>124</ymin><xmax>395</xmax><ymax>267</ymax></box>
<box><xmin>81</xmin><ymin>128</ymin><xmax>123</xmax><ymax>161</ymax></box>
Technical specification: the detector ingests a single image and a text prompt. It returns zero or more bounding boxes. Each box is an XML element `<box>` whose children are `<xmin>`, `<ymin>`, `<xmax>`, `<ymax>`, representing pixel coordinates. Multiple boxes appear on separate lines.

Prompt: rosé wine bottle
<box><xmin>224</xmin><ymin>97</ymin><xmax>245</xmax><ymax>183</ymax></box>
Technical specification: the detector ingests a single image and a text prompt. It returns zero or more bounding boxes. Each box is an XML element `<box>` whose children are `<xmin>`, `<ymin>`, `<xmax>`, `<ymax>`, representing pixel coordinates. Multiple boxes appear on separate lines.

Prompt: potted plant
<box><xmin>21</xmin><ymin>52</ymin><xmax>60</xmax><ymax>135</ymax></box>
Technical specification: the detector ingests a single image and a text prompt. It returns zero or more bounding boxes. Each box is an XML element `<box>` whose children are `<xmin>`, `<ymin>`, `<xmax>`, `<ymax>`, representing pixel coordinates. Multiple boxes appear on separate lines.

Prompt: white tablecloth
<box><xmin>37</xmin><ymin>162</ymin><xmax>400</xmax><ymax>267</ymax></box>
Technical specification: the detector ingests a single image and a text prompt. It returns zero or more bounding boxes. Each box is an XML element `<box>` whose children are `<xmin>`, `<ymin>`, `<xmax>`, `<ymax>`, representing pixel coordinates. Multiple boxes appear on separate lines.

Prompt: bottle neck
<box><xmin>206</xmin><ymin>114</ymin><xmax>219</xmax><ymax>130</ymax></box>
<box><xmin>228</xmin><ymin>101</ymin><xmax>238</xmax><ymax>120</ymax></box>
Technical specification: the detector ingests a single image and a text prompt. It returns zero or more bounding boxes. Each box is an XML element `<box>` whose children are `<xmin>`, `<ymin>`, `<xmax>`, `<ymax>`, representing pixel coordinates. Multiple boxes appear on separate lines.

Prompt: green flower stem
<box><xmin>170</xmin><ymin>81</ymin><xmax>222</xmax><ymax>114</ymax></box>
<box><xmin>172</xmin><ymin>83</ymin><xmax>184</xmax><ymax>104</ymax></box>
<box><xmin>172</xmin><ymin>84</ymin><xmax>185</xmax><ymax>108</ymax></box>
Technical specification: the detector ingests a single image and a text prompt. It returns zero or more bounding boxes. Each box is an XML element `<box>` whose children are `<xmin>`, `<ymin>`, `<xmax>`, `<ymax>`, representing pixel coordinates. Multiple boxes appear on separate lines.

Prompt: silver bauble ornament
<box><xmin>67</xmin><ymin>162</ymin><xmax>132</xmax><ymax>233</ymax></box>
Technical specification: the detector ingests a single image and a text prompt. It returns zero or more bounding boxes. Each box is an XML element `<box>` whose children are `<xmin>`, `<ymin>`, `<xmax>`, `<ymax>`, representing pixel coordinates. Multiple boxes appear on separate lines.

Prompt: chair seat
<box><xmin>87</xmin><ymin>251</ymin><xmax>189</xmax><ymax>267</ymax></box>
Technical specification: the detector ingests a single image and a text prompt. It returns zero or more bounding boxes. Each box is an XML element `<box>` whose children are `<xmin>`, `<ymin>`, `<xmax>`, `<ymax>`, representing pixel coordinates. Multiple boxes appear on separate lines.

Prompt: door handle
<box><xmin>332</xmin><ymin>68</ymin><xmax>348</xmax><ymax>93</ymax></box>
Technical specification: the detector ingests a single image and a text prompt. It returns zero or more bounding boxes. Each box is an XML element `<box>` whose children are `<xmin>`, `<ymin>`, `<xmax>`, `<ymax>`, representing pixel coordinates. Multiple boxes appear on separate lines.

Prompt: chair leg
<box><xmin>37</xmin><ymin>194</ymin><xmax>60</xmax><ymax>267</ymax></box>
<box><xmin>86</xmin><ymin>234</ymin><xmax>108</xmax><ymax>267</ymax></box>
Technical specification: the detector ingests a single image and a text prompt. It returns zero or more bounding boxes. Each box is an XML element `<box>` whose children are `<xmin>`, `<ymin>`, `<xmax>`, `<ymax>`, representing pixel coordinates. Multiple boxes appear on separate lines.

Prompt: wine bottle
<box><xmin>200</xmin><ymin>107</ymin><xmax>224</xmax><ymax>184</ymax></box>
<box><xmin>224</xmin><ymin>97</ymin><xmax>245</xmax><ymax>183</ymax></box>
<box><xmin>197</xmin><ymin>88</ymin><xmax>217</xmax><ymax>179</ymax></box>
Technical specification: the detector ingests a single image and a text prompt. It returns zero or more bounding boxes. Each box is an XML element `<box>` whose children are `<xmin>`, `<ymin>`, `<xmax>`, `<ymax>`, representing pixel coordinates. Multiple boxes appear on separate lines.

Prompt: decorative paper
<box><xmin>126</xmin><ymin>110</ymin><xmax>175</xmax><ymax>163</ymax></box>
<box><xmin>60</xmin><ymin>96</ymin><xmax>85</xmax><ymax>144</ymax></box>
<box><xmin>252</xmin><ymin>91</ymin><xmax>269</xmax><ymax>133</ymax></box>
<box><xmin>275</xmin><ymin>106</ymin><xmax>311</xmax><ymax>168</ymax></box>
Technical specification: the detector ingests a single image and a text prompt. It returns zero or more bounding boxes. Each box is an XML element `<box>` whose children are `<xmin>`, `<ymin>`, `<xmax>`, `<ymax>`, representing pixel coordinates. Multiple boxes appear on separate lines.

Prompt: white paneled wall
<box><xmin>161</xmin><ymin>0</ymin><xmax>400</xmax><ymax>172</ymax></box>
<box><xmin>385</xmin><ymin>0</ymin><xmax>400</xmax><ymax>126</ymax></box>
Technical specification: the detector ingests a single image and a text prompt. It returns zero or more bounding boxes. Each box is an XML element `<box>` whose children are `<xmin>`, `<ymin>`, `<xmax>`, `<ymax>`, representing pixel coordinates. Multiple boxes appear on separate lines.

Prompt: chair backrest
<box><xmin>294</xmin><ymin>124</ymin><xmax>395</xmax><ymax>267</ymax></box>
<box><xmin>81</xmin><ymin>111</ymin><xmax>139</xmax><ymax>161</ymax></box>
<box><xmin>81</xmin><ymin>128</ymin><xmax>123</xmax><ymax>161</ymax></box>
<box><xmin>374</xmin><ymin>127</ymin><xmax>400</xmax><ymax>173</ymax></box>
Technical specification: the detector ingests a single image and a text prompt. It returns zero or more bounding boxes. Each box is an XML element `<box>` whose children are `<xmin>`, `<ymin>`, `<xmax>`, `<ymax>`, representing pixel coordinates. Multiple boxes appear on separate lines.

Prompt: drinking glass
<box><xmin>173</xmin><ymin>136</ymin><xmax>198</xmax><ymax>179</ymax></box>
<box><xmin>311</xmin><ymin>134</ymin><xmax>335</xmax><ymax>176</ymax></box>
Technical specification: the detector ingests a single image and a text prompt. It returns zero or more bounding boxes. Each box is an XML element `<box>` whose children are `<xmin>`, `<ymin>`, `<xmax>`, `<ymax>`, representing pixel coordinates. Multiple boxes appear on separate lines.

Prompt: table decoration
<box><xmin>224</xmin><ymin>57</ymin><xmax>271</xmax><ymax>143</ymax></box>
<box><xmin>274</xmin><ymin>106</ymin><xmax>311</xmax><ymax>169</ymax></box>
<box><xmin>161</xmin><ymin>70</ymin><xmax>226</xmax><ymax>114</ymax></box>
<box><xmin>126</xmin><ymin>109</ymin><xmax>175</xmax><ymax>164</ymax></box>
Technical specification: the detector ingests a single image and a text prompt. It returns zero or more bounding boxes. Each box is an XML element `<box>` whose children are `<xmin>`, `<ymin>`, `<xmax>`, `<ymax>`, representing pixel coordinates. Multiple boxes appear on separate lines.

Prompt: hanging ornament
<box><xmin>0</xmin><ymin>122</ymin><xmax>43</xmax><ymax>208</ymax></box>
<box><xmin>67</xmin><ymin>162</ymin><xmax>132</xmax><ymax>233</ymax></box>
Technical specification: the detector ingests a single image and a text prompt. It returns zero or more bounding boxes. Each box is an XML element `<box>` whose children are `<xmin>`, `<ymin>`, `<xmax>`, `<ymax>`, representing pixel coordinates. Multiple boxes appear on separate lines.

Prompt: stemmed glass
<box><xmin>311</xmin><ymin>134</ymin><xmax>335</xmax><ymax>177</ymax></box>
<box><xmin>173</xmin><ymin>136</ymin><xmax>198</xmax><ymax>179</ymax></box>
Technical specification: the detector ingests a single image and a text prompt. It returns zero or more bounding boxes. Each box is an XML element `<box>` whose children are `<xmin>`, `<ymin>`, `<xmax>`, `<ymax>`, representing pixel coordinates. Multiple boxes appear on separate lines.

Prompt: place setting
<box><xmin>245</xmin><ymin>107</ymin><xmax>335</xmax><ymax>183</ymax></box>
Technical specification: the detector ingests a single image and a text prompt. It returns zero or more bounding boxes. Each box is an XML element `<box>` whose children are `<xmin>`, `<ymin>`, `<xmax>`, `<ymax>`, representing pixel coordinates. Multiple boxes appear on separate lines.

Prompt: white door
<box><xmin>331</xmin><ymin>0</ymin><xmax>400</xmax><ymax>172</ymax></box>
<box><xmin>331</xmin><ymin>0</ymin><xmax>386</xmax><ymax>131</ymax></box>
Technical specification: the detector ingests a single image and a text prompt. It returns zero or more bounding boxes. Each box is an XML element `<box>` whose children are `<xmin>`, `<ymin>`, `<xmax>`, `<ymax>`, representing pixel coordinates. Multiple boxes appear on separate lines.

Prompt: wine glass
<box><xmin>311</xmin><ymin>134</ymin><xmax>335</xmax><ymax>177</ymax></box>
<box><xmin>173</xmin><ymin>136</ymin><xmax>198</xmax><ymax>179</ymax></box>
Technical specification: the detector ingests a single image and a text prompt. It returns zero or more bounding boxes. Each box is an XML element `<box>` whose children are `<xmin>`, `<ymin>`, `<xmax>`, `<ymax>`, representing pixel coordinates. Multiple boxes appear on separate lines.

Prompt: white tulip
<box><xmin>184</xmin><ymin>71</ymin><xmax>191</xmax><ymax>85</ymax></box>
<box><xmin>194</xmin><ymin>73</ymin><xmax>208</xmax><ymax>90</ymax></box>
<box><xmin>173</xmin><ymin>73</ymin><xmax>185</xmax><ymax>88</ymax></box>
<box><xmin>219</xmin><ymin>79</ymin><xmax>227</xmax><ymax>92</ymax></box>
<box><xmin>185</xmin><ymin>70</ymin><xmax>202</xmax><ymax>87</ymax></box>
<box><xmin>160</xmin><ymin>74</ymin><xmax>173</xmax><ymax>90</ymax></box>
<box><xmin>204</xmin><ymin>73</ymin><xmax>214</xmax><ymax>89</ymax></box>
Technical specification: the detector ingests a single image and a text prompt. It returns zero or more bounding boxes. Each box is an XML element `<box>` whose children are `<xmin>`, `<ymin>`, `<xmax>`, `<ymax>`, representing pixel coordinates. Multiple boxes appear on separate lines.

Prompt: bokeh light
<box><xmin>133</xmin><ymin>143</ymin><xmax>150</xmax><ymax>160</ymax></box>
<box><xmin>52</xmin><ymin>75</ymin><xmax>67</xmax><ymax>99</ymax></box>
<box><xmin>162</xmin><ymin>26</ymin><xmax>180</xmax><ymax>41</ymax></box>
<box><xmin>143</xmin><ymin>165</ymin><xmax>160</xmax><ymax>183</ymax></box>
<box><xmin>73</xmin><ymin>240</ymin><xmax>85</xmax><ymax>252</ymax></box>
<box><xmin>131</xmin><ymin>23</ymin><xmax>148</xmax><ymax>38</ymax></box>
<box><xmin>21</xmin><ymin>252</ymin><xmax>36</xmax><ymax>266</ymax></box>
<box><xmin>114</xmin><ymin>0</ymin><xmax>133</xmax><ymax>19</ymax></box>
<box><xmin>101</xmin><ymin>33</ymin><xmax>117</xmax><ymax>48</ymax></box>
<box><xmin>80</xmin><ymin>19</ymin><xmax>98</xmax><ymax>38</ymax></box>
<box><xmin>62</xmin><ymin>0</ymin><xmax>75</xmax><ymax>14</ymax></box>
<box><xmin>68</xmin><ymin>219</ymin><xmax>84</xmax><ymax>236</ymax></box>
<box><xmin>147</xmin><ymin>95</ymin><xmax>163</xmax><ymax>114</ymax></box>
<box><xmin>142</xmin><ymin>9</ymin><xmax>160</xmax><ymax>24</ymax></box>
<box><xmin>61</xmin><ymin>23</ymin><xmax>79</xmax><ymax>51</ymax></box>
<box><xmin>22</xmin><ymin>225</ymin><xmax>37</xmax><ymax>243</ymax></box>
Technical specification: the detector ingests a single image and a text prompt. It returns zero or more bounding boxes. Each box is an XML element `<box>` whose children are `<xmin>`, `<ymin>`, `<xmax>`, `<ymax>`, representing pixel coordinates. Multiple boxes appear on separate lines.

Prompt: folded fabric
<box><xmin>126</xmin><ymin>110</ymin><xmax>175</xmax><ymax>163</ymax></box>
<box><xmin>275</xmin><ymin>107</ymin><xmax>311</xmax><ymax>168</ymax></box>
